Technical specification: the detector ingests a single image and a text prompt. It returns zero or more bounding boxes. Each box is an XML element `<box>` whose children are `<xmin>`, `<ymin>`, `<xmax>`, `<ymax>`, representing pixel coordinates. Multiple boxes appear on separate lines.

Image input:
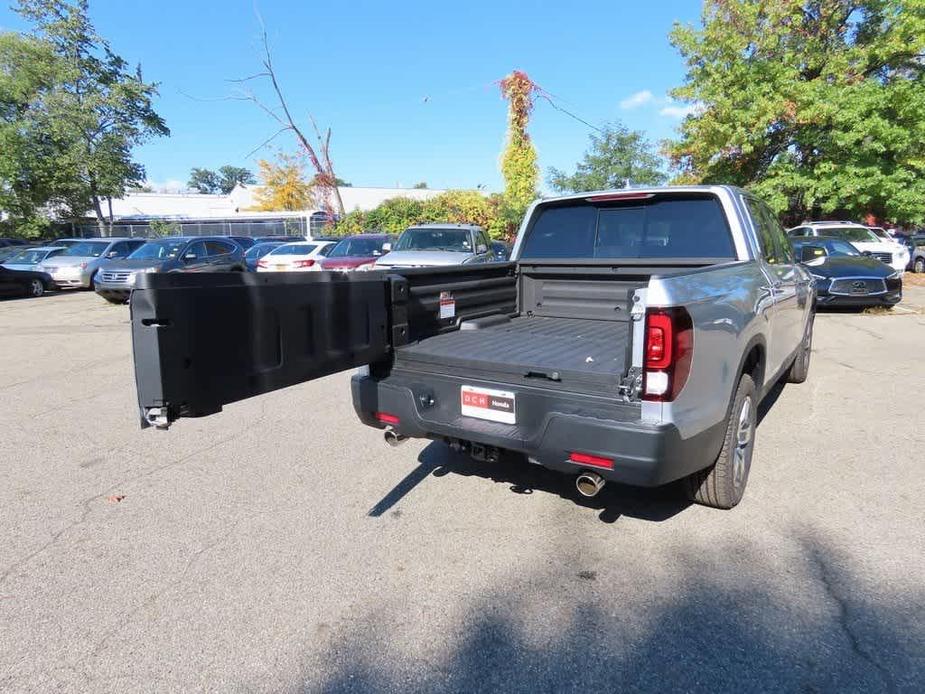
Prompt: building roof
<box><xmin>85</xmin><ymin>185</ymin><xmax>449</xmax><ymax>222</ymax></box>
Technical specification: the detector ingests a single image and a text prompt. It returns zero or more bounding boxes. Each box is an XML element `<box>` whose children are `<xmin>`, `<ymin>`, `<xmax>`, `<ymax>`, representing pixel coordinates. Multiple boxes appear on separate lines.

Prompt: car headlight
<box><xmin>810</xmin><ymin>273</ymin><xmax>828</xmax><ymax>282</ymax></box>
<box><xmin>887</xmin><ymin>271</ymin><xmax>901</xmax><ymax>280</ymax></box>
<box><xmin>143</xmin><ymin>266</ymin><xmax>158</xmax><ymax>273</ymax></box>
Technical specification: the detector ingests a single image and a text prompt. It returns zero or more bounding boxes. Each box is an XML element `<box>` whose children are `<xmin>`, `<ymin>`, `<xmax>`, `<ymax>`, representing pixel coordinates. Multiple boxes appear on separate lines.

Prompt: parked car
<box><xmin>319</xmin><ymin>233</ymin><xmax>396</xmax><ymax>271</ymax></box>
<box><xmin>490</xmin><ymin>241</ymin><xmax>512</xmax><ymax>261</ymax></box>
<box><xmin>95</xmin><ymin>236</ymin><xmax>246</xmax><ymax>304</ymax></box>
<box><xmin>227</xmin><ymin>236</ymin><xmax>256</xmax><ymax>250</ymax></box>
<box><xmin>244</xmin><ymin>242</ymin><xmax>285</xmax><ymax>271</ymax></box>
<box><xmin>0</xmin><ymin>237</ymin><xmax>30</xmax><ymax>248</ymax></box>
<box><xmin>38</xmin><ymin>238</ymin><xmax>145</xmax><ymax>289</ymax></box>
<box><xmin>256</xmin><ymin>241</ymin><xmax>334</xmax><ymax>272</ymax></box>
<box><xmin>49</xmin><ymin>238</ymin><xmax>87</xmax><ymax>250</ymax></box>
<box><xmin>788</xmin><ymin>221</ymin><xmax>909</xmax><ymax>273</ymax></box>
<box><xmin>0</xmin><ymin>266</ymin><xmax>53</xmax><ymax>298</ymax></box>
<box><xmin>792</xmin><ymin>237</ymin><xmax>902</xmax><ymax>308</ymax></box>
<box><xmin>0</xmin><ymin>246</ymin><xmax>26</xmax><ymax>263</ymax></box>
<box><xmin>371</xmin><ymin>224</ymin><xmax>494</xmax><ymax>269</ymax></box>
<box><xmin>906</xmin><ymin>234</ymin><xmax>925</xmax><ymax>273</ymax></box>
<box><xmin>253</xmin><ymin>235</ymin><xmax>305</xmax><ymax>243</ymax></box>
<box><xmin>130</xmin><ymin>185</ymin><xmax>816</xmax><ymax>510</ymax></box>
<box><xmin>2</xmin><ymin>246</ymin><xmax>68</xmax><ymax>272</ymax></box>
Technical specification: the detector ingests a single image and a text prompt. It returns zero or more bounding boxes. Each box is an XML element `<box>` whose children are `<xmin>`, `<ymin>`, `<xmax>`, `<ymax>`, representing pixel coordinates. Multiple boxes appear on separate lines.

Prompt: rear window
<box><xmin>519</xmin><ymin>195</ymin><xmax>736</xmax><ymax>260</ymax></box>
<box><xmin>268</xmin><ymin>244</ymin><xmax>317</xmax><ymax>256</ymax></box>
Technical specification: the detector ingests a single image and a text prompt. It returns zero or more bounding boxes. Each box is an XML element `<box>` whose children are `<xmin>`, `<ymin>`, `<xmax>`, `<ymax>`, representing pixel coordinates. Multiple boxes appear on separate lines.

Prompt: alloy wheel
<box><xmin>732</xmin><ymin>396</ymin><xmax>753</xmax><ymax>489</ymax></box>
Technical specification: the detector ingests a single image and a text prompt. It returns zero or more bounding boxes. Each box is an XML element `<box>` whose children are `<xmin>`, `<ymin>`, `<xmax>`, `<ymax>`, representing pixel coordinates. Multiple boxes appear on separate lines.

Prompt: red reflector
<box><xmin>256</xmin><ymin>259</ymin><xmax>268</xmax><ymax>268</ymax></box>
<box><xmin>294</xmin><ymin>259</ymin><xmax>315</xmax><ymax>268</ymax></box>
<box><xmin>375</xmin><ymin>412</ymin><xmax>400</xmax><ymax>425</ymax></box>
<box><xmin>645</xmin><ymin>312</ymin><xmax>673</xmax><ymax>370</ymax></box>
<box><xmin>584</xmin><ymin>192</ymin><xmax>655</xmax><ymax>202</ymax></box>
<box><xmin>568</xmin><ymin>452</ymin><xmax>614</xmax><ymax>470</ymax></box>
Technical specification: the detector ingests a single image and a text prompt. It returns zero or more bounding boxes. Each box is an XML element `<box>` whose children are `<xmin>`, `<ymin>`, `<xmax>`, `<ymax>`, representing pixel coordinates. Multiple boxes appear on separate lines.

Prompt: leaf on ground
<box><xmin>106</xmin><ymin>494</ymin><xmax>125</xmax><ymax>503</ymax></box>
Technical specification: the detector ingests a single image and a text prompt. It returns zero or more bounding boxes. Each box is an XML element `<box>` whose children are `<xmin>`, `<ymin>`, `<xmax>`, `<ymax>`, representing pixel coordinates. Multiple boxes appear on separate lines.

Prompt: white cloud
<box><xmin>619</xmin><ymin>90</ymin><xmax>654</xmax><ymax>110</ymax></box>
<box><xmin>659</xmin><ymin>102</ymin><xmax>702</xmax><ymax>119</ymax></box>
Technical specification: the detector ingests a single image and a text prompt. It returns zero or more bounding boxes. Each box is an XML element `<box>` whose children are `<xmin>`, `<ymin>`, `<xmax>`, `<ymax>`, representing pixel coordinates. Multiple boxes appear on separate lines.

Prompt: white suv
<box><xmin>788</xmin><ymin>221</ymin><xmax>909</xmax><ymax>274</ymax></box>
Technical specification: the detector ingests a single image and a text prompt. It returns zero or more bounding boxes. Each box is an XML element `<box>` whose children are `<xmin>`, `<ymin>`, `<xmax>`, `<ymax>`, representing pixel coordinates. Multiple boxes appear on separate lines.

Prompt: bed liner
<box><xmin>394</xmin><ymin>314</ymin><xmax>631</xmax><ymax>396</ymax></box>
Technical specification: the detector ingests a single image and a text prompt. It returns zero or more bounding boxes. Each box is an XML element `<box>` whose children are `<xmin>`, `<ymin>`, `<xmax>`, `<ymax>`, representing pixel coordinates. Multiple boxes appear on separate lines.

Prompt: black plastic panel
<box><xmin>131</xmin><ymin>272</ymin><xmax>392</xmax><ymax>426</ymax></box>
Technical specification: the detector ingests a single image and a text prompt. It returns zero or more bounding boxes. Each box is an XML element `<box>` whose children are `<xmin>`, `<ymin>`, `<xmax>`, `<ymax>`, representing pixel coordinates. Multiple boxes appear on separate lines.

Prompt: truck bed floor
<box><xmin>395</xmin><ymin>315</ymin><xmax>630</xmax><ymax>394</ymax></box>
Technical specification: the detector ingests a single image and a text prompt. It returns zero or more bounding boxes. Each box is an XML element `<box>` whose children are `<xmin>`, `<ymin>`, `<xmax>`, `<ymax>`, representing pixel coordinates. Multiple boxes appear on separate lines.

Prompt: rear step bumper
<box><xmin>351</xmin><ymin>374</ymin><xmax>726</xmax><ymax>488</ymax></box>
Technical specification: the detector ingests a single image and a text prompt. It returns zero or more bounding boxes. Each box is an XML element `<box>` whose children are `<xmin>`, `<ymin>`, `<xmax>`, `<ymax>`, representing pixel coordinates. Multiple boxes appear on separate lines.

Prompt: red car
<box><xmin>320</xmin><ymin>233</ymin><xmax>396</xmax><ymax>271</ymax></box>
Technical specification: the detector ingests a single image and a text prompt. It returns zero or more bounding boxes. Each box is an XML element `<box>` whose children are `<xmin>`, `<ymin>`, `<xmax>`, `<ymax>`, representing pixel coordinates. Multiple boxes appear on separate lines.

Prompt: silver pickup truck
<box><xmin>130</xmin><ymin>186</ymin><xmax>815</xmax><ymax>510</ymax></box>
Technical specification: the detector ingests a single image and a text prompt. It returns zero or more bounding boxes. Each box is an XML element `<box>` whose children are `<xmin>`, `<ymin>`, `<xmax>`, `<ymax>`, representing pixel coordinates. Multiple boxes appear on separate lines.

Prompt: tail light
<box><xmin>294</xmin><ymin>259</ymin><xmax>315</xmax><ymax>268</ymax></box>
<box><xmin>79</xmin><ymin>262</ymin><xmax>88</xmax><ymax>269</ymax></box>
<box><xmin>643</xmin><ymin>308</ymin><xmax>693</xmax><ymax>402</ymax></box>
<box><xmin>256</xmin><ymin>259</ymin><xmax>268</xmax><ymax>269</ymax></box>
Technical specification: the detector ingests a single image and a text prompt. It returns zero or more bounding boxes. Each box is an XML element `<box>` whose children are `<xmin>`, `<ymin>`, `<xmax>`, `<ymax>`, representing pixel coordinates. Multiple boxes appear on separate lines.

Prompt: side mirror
<box><xmin>381</xmin><ymin>242</ymin><xmax>392</xmax><ymax>252</ymax></box>
<box><xmin>861</xmin><ymin>250</ymin><xmax>872</xmax><ymax>257</ymax></box>
<box><xmin>799</xmin><ymin>245</ymin><xmax>825</xmax><ymax>262</ymax></box>
<box><xmin>372</xmin><ymin>250</ymin><xmax>382</xmax><ymax>257</ymax></box>
<box><xmin>107</xmin><ymin>251</ymin><xmax>119</xmax><ymax>258</ymax></box>
<box><xmin>476</xmin><ymin>244</ymin><xmax>488</xmax><ymax>254</ymax></box>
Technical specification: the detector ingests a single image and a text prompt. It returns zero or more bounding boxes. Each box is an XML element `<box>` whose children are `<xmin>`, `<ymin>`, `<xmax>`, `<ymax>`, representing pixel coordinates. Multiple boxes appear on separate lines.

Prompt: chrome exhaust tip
<box><xmin>576</xmin><ymin>471</ymin><xmax>605</xmax><ymax>498</ymax></box>
<box><xmin>384</xmin><ymin>427</ymin><xmax>408</xmax><ymax>447</ymax></box>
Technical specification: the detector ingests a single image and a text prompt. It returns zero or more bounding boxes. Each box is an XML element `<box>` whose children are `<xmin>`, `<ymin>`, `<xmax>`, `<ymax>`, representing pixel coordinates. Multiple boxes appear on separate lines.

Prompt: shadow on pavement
<box><xmin>368</xmin><ymin>442</ymin><xmax>691</xmax><ymax>524</ymax></box>
<box><xmin>311</xmin><ymin>535</ymin><xmax>921</xmax><ymax>693</ymax></box>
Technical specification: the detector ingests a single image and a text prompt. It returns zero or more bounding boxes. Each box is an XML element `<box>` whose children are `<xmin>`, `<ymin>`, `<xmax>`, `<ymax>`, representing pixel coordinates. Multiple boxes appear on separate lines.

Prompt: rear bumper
<box><xmin>351</xmin><ymin>373</ymin><xmax>725</xmax><ymax>488</ymax></box>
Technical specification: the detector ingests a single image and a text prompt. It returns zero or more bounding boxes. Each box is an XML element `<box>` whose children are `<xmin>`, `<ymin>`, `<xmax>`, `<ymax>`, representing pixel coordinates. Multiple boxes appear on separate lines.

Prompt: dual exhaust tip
<box><xmin>384</xmin><ymin>428</ymin><xmax>606</xmax><ymax>498</ymax></box>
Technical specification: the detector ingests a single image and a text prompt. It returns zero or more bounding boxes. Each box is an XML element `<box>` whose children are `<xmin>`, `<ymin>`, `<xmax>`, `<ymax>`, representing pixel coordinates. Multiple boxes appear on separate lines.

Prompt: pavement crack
<box><xmin>811</xmin><ymin>550</ymin><xmax>897</xmax><ymax>694</ymax></box>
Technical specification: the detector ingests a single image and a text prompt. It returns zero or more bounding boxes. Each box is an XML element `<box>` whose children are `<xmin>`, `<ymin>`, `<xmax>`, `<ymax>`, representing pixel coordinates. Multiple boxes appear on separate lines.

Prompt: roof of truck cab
<box><xmin>537</xmin><ymin>185</ymin><xmax>745</xmax><ymax>205</ymax></box>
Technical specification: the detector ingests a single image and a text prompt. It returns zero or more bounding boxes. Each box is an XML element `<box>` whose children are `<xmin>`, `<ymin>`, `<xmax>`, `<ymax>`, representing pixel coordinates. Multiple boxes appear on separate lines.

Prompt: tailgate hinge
<box><xmin>630</xmin><ymin>295</ymin><xmax>646</xmax><ymax>321</ymax></box>
<box><xmin>618</xmin><ymin>366</ymin><xmax>643</xmax><ymax>402</ymax></box>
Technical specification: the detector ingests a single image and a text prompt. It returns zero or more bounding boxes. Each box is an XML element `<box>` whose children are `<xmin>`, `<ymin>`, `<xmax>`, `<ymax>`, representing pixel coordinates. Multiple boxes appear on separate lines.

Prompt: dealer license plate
<box><xmin>460</xmin><ymin>385</ymin><xmax>516</xmax><ymax>424</ymax></box>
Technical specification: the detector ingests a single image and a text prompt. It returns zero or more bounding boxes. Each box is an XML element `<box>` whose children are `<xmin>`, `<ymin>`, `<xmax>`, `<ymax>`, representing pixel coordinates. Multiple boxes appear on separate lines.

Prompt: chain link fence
<box><xmin>70</xmin><ymin>212</ymin><xmax>334</xmax><ymax>239</ymax></box>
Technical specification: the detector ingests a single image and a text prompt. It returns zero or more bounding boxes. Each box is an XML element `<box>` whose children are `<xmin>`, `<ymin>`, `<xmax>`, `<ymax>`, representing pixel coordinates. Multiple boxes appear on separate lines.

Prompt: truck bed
<box><xmin>394</xmin><ymin>315</ymin><xmax>631</xmax><ymax>396</ymax></box>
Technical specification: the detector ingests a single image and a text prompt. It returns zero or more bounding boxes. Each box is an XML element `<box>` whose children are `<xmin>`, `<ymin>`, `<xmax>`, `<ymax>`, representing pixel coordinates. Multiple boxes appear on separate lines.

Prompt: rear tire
<box><xmin>684</xmin><ymin>374</ymin><xmax>757</xmax><ymax>510</ymax></box>
<box><xmin>786</xmin><ymin>313</ymin><xmax>814</xmax><ymax>384</ymax></box>
<box><xmin>914</xmin><ymin>257</ymin><xmax>925</xmax><ymax>274</ymax></box>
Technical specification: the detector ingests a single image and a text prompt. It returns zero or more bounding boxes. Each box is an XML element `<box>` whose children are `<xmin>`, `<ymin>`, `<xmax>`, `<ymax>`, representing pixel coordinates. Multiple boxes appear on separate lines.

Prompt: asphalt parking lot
<box><xmin>1</xmin><ymin>290</ymin><xmax>923</xmax><ymax>693</ymax></box>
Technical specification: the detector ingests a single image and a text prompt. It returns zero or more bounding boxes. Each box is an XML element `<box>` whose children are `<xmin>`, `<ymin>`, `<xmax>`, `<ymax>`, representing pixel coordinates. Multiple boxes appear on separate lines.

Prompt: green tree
<box><xmin>548</xmin><ymin>122</ymin><xmax>666</xmax><ymax>193</ymax></box>
<box><xmin>668</xmin><ymin>0</ymin><xmax>925</xmax><ymax>225</ymax></box>
<box><xmin>14</xmin><ymin>0</ymin><xmax>169</xmax><ymax>235</ymax></box>
<box><xmin>0</xmin><ymin>33</ymin><xmax>62</xmax><ymax>235</ymax></box>
<box><xmin>217</xmin><ymin>165</ymin><xmax>255</xmax><ymax>193</ymax></box>
<box><xmin>499</xmin><ymin>71</ymin><xmax>539</xmax><ymax>232</ymax></box>
<box><xmin>412</xmin><ymin>181</ymin><xmax>428</xmax><ymax>189</ymax></box>
<box><xmin>188</xmin><ymin>167</ymin><xmax>220</xmax><ymax>194</ymax></box>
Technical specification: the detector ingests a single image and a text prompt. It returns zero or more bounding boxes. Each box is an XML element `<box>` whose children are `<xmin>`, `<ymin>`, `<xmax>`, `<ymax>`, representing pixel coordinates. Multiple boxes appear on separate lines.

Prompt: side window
<box><xmin>185</xmin><ymin>241</ymin><xmax>207</xmax><ymax>259</ymax></box>
<box><xmin>789</xmin><ymin>227</ymin><xmax>805</xmax><ymax>237</ymax></box>
<box><xmin>206</xmin><ymin>240</ymin><xmax>234</xmax><ymax>257</ymax></box>
<box><xmin>764</xmin><ymin>205</ymin><xmax>794</xmax><ymax>263</ymax></box>
<box><xmin>107</xmin><ymin>242</ymin><xmax>125</xmax><ymax>257</ymax></box>
<box><xmin>745</xmin><ymin>198</ymin><xmax>779</xmax><ymax>264</ymax></box>
<box><xmin>477</xmin><ymin>230</ymin><xmax>490</xmax><ymax>251</ymax></box>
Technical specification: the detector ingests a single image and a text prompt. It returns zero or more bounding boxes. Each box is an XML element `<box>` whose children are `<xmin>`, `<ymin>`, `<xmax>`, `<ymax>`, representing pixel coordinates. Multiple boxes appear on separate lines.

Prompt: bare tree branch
<box><xmin>245</xmin><ymin>126</ymin><xmax>292</xmax><ymax>158</ymax></box>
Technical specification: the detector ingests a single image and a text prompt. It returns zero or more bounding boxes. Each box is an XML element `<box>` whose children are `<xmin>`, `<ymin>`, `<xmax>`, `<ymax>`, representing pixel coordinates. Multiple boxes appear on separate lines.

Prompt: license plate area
<box><xmin>460</xmin><ymin>385</ymin><xmax>516</xmax><ymax>424</ymax></box>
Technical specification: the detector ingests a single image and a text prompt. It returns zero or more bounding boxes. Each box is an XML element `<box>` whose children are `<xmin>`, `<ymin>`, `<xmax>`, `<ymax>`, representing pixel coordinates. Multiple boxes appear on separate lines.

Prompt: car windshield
<box><xmin>60</xmin><ymin>241</ymin><xmax>109</xmax><ymax>258</ymax></box>
<box><xmin>394</xmin><ymin>229</ymin><xmax>472</xmax><ymax>252</ymax></box>
<box><xmin>267</xmin><ymin>244</ymin><xmax>317</xmax><ymax>256</ymax></box>
<box><xmin>245</xmin><ymin>243</ymin><xmax>281</xmax><ymax>259</ymax></box>
<box><xmin>326</xmin><ymin>237</ymin><xmax>387</xmax><ymax>258</ymax></box>
<box><xmin>128</xmin><ymin>239</ymin><xmax>186</xmax><ymax>260</ymax></box>
<box><xmin>823</xmin><ymin>239</ymin><xmax>861</xmax><ymax>256</ymax></box>
<box><xmin>823</xmin><ymin>227</ymin><xmax>877</xmax><ymax>243</ymax></box>
<box><xmin>6</xmin><ymin>249</ymin><xmax>55</xmax><ymax>265</ymax></box>
<box><xmin>519</xmin><ymin>196</ymin><xmax>736</xmax><ymax>259</ymax></box>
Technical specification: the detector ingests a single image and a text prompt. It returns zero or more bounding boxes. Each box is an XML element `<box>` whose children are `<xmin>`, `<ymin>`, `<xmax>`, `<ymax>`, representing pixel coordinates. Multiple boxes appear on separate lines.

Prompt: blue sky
<box><xmin>0</xmin><ymin>0</ymin><xmax>703</xmax><ymax>192</ymax></box>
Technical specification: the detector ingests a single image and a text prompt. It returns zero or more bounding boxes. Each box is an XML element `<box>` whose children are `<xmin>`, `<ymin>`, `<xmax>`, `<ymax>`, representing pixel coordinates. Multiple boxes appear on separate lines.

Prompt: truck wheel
<box><xmin>684</xmin><ymin>374</ymin><xmax>756</xmax><ymax>510</ymax></box>
<box><xmin>786</xmin><ymin>314</ymin><xmax>813</xmax><ymax>384</ymax></box>
<box><xmin>914</xmin><ymin>257</ymin><xmax>925</xmax><ymax>274</ymax></box>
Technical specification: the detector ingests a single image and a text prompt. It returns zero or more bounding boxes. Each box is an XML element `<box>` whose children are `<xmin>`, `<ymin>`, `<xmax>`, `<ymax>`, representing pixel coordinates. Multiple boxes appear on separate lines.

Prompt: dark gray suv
<box><xmin>95</xmin><ymin>236</ymin><xmax>246</xmax><ymax>304</ymax></box>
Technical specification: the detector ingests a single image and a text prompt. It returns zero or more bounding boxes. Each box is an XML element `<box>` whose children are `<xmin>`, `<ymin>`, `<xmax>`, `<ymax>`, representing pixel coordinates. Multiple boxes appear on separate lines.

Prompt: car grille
<box><xmin>830</xmin><ymin>278</ymin><xmax>887</xmax><ymax>296</ymax></box>
<box><xmin>871</xmin><ymin>252</ymin><xmax>893</xmax><ymax>264</ymax></box>
<box><xmin>100</xmin><ymin>271</ymin><xmax>131</xmax><ymax>283</ymax></box>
